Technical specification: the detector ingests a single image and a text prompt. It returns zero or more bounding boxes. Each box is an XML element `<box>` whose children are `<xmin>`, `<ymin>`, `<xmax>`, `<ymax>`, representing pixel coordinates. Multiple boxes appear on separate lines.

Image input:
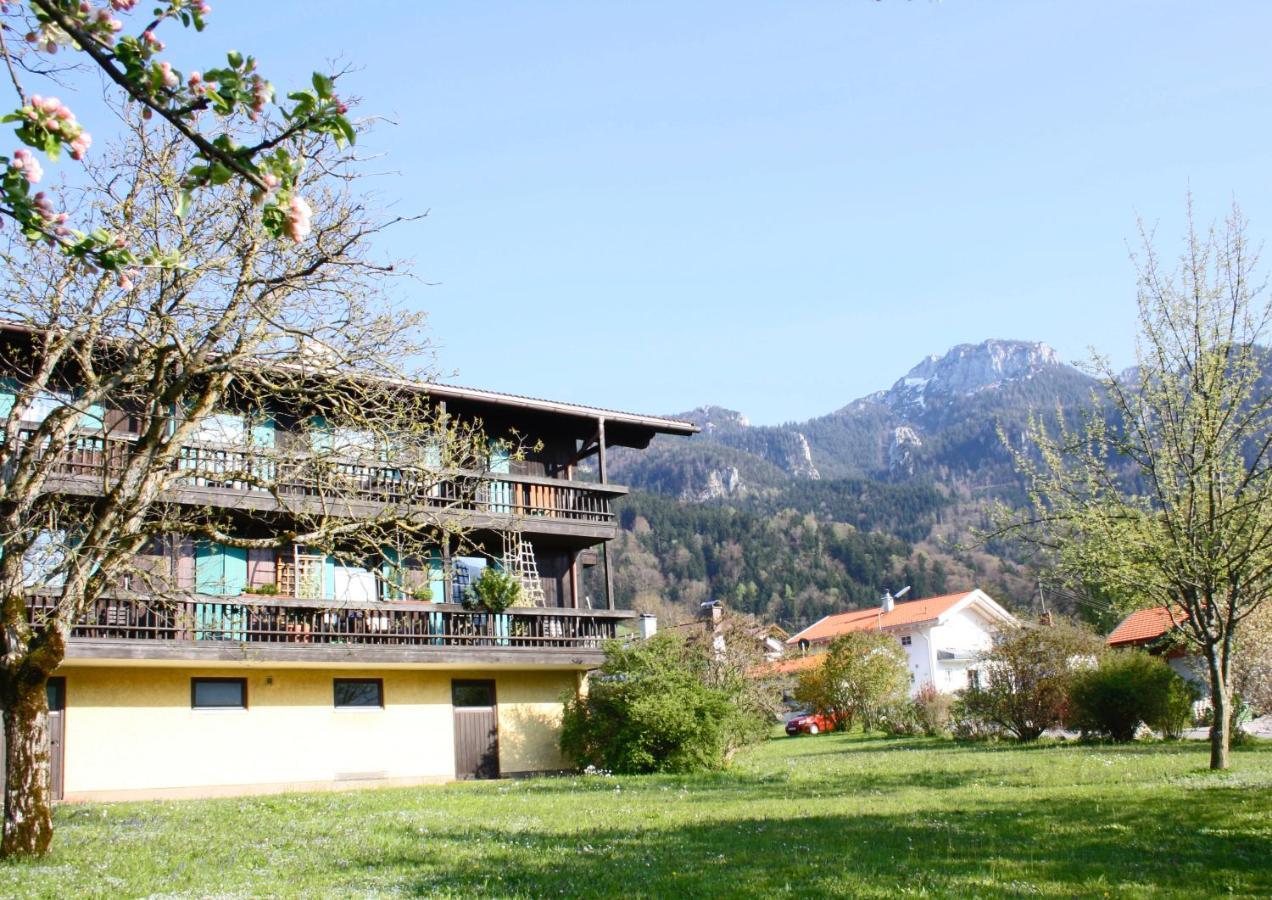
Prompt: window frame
<box><xmin>452</xmin><ymin>679</ymin><xmax>497</xmax><ymax>709</ymax></box>
<box><xmin>333</xmin><ymin>678</ymin><xmax>384</xmax><ymax>709</ymax></box>
<box><xmin>191</xmin><ymin>677</ymin><xmax>248</xmax><ymax>710</ymax></box>
<box><xmin>900</xmin><ymin>635</ymin><xmax>913</xmax><ymax>647</ymax></box>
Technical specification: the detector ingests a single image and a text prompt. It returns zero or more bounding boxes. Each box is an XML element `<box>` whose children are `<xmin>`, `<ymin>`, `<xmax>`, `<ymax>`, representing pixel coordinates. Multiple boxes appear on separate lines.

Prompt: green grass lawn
<box><xmin>3</xmin><ymin>733</ymin><xmax>1269</xmax><ymax>898</ymax></box>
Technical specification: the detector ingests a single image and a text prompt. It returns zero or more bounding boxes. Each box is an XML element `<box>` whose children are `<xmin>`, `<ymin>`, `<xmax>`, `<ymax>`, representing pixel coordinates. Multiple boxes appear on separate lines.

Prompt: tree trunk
<box><xmin>1207</xmin><ymin>650</ymin><xmax>1231</xmax><ymax>771</ymax></box>
<box><xmin>0</xmin><ymin>670</ymin><xmax>54</xmax><ymax>857</ymax></box>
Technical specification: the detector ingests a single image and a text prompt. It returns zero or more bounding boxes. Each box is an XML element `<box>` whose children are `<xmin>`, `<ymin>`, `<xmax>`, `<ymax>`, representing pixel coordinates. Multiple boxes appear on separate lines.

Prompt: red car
<box><xmin>785</xmin><ymin>711</ymin><xmax>839</xmax><ymax>736</ymax></box>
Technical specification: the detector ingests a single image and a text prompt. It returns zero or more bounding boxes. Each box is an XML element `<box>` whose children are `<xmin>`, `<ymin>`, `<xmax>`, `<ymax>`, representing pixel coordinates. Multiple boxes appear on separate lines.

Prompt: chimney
<box><xmin>637</xmin><ymin>614</ymin><xmax>658</xmax><ymax>640</ymax></box>
<box><xmin>882</xmin><ymin>591</ymin><xmax>895</xmax><ymax>614</ymax></box>
<box><xmin>699</xmin><ymin>600</ymin><xmax>723</xmax><ymax>627</ymax></box>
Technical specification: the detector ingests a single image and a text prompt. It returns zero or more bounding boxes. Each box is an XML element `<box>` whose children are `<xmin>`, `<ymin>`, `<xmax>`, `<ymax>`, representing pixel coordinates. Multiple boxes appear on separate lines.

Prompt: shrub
<box><xmin>792</xmin><ymin>631</ymin><xmax>910</xmax><ymax>732</ymax></box>
<box><xmin>962</xmin><ymin>621</ymin><xmax>1102</xmax><ymax>742</ymax></box>
<box><xmin>560</xmin><ymin>633</ymin><xmax>767</xmax><ymax>774</ymax></box>
<box><xmin>913</xmin><ymin>683</ymin><xmax>954</xmax><ymax>736</ymax></box>
<box><xmin>1155</xmin><ymin>675</ymin><xmax>1201</xmax><ymax>740</ymax></box>
<box><xmin>880</xmin><ymin>701</ymin><xmax>921</xmax><ymax>737</ymax></box>
<box><xmin>464</xmin><ymin>567</ymin><xmax>521</xmax><ymax>613</ymax></box>
<box><xmin>949</xmin><ymin>692</ymin><xmax>1003</xmax><ymax>742</ymax></box>
<box><xmin>1068</xmin><ymin>650</ymin><xmax>1193</xmax><ymax>742</ymax></box>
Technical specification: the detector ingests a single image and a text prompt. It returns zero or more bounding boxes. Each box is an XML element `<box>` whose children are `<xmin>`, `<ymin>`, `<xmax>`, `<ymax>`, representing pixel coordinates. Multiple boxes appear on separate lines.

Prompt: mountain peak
<box><xmin>882</xmin><ymin>339</ymin><xmax>1065</xmax><ymax>412</ymax></box>
<box><xmin>678</xmin><ymin>405</ymin><xmax>751</xmax><ymax>433</ymax></box>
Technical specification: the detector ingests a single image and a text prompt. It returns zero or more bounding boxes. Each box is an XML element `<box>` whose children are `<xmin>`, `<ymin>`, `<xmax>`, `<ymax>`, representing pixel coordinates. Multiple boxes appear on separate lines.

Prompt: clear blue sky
<box><xmin>169</xmin><ymin>2</ymin><xmax>1272</xmax><ymax>423</ymax></box>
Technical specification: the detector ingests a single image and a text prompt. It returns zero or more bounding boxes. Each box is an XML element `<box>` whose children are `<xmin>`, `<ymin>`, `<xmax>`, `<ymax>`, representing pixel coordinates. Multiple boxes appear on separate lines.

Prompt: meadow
<box><xmin>2</xmin><ymin>732</ymin><xmax>1268</xmax><ymax>898</ymax></box>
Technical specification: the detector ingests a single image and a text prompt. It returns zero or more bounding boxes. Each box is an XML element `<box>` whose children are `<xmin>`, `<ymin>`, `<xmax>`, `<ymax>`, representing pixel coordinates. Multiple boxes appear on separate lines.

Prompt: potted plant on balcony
<box><xmin>463</xmin><ymin>568</ymin><xmax>521</xmax><ymax>614</ymax></box>
<box><xmin>462</xmin><ymin>568</ymin><xmax>521</xmax><ymax>646</ymax></box>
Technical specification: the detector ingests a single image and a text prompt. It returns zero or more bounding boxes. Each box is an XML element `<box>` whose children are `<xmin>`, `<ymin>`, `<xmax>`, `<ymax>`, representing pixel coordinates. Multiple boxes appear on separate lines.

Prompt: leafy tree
<box><xmin>1232</xmin><ymin>601</ymin><xmax>1272</xmax><ymax>716</ymax></box>
<box><xmin>0</xmin><ymin>2</ymin><xmax>354</xmax><ymax>269</ymax></box>
<box><xmin>559</xmin><ymin>632</ymin><xmax>767</xmax><ymax>774</ymax></box>
<box><xmin>793</xmin><ymin>631</ymin><xmax>910</xmax><ymax>732</ymax></box>
<box><xmin>960</xmin><ymin>622</ymin><xmax>1101</xmax><ymax>742</ymax></box>
<box><xmin>1007</xmin><ymin>203</ymin><xmax>1272</xmax><ymax>769</ymax></box>
<box><xmin>0</xmin><ymin>5</ymin><xmax>483</xmax><ymax>858</ymax></box>
<box><xmin>1068</xmin><ymin>650</ymin><xmax>1198</xmax><ymax>742</ymax></box>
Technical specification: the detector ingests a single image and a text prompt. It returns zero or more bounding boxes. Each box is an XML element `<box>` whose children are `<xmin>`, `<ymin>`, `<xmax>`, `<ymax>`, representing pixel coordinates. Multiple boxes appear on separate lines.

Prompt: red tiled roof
<box><xmin>762</xmin><ymin>655</ymin><xmax>823</xmax><ymax>676</ymax></box>
<box><xmin>786</xmin><ymin>591</ymin><xmax>975</xmax><ymax>646</ymax></box>
<box><xmin>1107</xmin><ymin>606</ymin><xmax>1186</xmax><ymax>647</ymax></box>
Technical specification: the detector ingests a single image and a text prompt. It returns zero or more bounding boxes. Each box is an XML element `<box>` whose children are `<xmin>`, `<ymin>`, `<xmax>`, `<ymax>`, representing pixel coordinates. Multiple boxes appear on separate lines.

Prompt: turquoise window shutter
<box><xmin>428</xmin><ymin>548</ymin><xmax>445</xmax><ymax>604</ymax></box>
<box><xmin>0</xmin><ymin>377</ymin><xmax>17</xmax><ymax>421</ymax></box>
<box><xmin>195</xmin><ymin>542</ymin><xmax>248</xmax><ymax>595</ymax></box>
<box><xmin>323</xmin><ymin>555</ymin><xmax>336</xmax><ymax>600</ymax></box>
<box><xmin>380</xmin><ymin>546</ymin><xmax>401</xmax><ymax>601</ymax></box>
<box><xmin>250</xmin><ymin>413</ymin><xmax>276</xmax><ymax>448</ymax></box>
<box><xmin>309</xmin><ymin>414</ymin><xmax>332</xmax><ymax>453</ymax></box>
<box><xmin>223</xmin><ymin>546</ymin><xmax>248</xmax><ymax>596</ymax></box>
<box><xmin>488</xmin><ymin>440</ymin><xmax>511</xmax><ymax>474</ymax></box>
<box><xmin>73</xmin><ymin>390</ymin><xmax>105</xmax><ymax>431</ymax></box>
<box><xmin>488</xmin><ymin>440</ymin><xmax>512</xmax><ymax>512</ymax></box>
<box><xmin>194</xmin><ymin>541</ymin><xmax>224</xmax><ymax>594</ymax></box>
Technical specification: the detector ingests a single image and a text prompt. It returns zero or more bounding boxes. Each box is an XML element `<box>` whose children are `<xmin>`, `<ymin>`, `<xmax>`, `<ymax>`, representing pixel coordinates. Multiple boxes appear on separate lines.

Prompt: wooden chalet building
<box><xmin>2</xmin><ymin>328</ymin><xmax>695</xmax><ymax>801</ymax></box>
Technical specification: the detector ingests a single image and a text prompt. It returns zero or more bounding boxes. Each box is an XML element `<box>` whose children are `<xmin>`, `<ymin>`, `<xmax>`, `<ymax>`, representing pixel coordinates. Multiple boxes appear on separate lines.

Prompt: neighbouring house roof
<box><xmin>1107</xmin><ymin>606</ymin><xmax>1186</xmax><ymax>647</ymax></box>
<box><xmin>785</xmin><ymin>589</ymin><xmax>1015</xmax><ymax>646</ymax></box>
<box><xmin>762</xmin><ymin>654</ymin><xmax>822</xmax><ymax>676</ymax></box>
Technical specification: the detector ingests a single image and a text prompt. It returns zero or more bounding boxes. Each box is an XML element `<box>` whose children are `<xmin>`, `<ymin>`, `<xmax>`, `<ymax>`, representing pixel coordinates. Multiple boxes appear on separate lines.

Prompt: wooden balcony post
<box><xmin>597</xmin><ymin>417</ymin><xmax>615</xmax><ymax>610</ymax></box>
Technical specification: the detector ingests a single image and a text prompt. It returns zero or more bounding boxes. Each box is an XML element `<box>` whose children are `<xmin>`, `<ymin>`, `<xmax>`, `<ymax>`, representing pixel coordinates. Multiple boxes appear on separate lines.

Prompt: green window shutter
<box><xmin>428</xmin><ymin>548</ymin><xmax>445</xmax><ymax>605</ymax></box>
<box><xmin>488</xmin><ymin>440</ymin><xmax>511</xmax><ymax>474</ymax></box>
<box><xmin>309</xmin><ymin>415</ymin><xmax>332</xmax><ymax>453</ymax></box>
<box><xmin>381</xmin><ymin>546</ymin><xmax>401</xmax><ymax>601</ymax></box>
<box><xmin>0</xmin><ymin>377</ymin><xmax>17</xmax><ymax>421</ymax></box>
<box><xmin>323</xmin><ymin>555</ymin><xmax>336</xmax><ymax>600</ymax></box>
<box><xmin>195</xmin><ymin>542</ymin><xmax>248</xmax><ymax>595</ymax></box>
<box><xmin>73</xmin><ymin>391</ymin><xmax>105</xmax><ymax>431</ymax></box>
<box><xmin>250</xmin><ymin>413</ymin><xmax>276</xmax><ymax>448</ymax></box>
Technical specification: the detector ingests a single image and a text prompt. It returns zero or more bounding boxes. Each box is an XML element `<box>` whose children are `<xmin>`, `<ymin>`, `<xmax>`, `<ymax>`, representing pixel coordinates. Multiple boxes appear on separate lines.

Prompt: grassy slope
<box><xmin>3</xmin><ymin>733</ymin><xmax>1269</xmax><ymax>898</ymax></box>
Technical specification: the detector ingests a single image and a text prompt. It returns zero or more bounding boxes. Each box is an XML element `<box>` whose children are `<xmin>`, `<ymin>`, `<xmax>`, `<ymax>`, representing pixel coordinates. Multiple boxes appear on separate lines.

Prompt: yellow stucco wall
<box><xmin>58</xmin><ymin>666</ymin><xmax>578</xmax><ymax>801</ymax></box>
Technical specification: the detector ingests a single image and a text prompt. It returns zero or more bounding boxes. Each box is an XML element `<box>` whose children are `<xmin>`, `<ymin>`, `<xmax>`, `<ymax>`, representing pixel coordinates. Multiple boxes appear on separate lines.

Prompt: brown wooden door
<box><xmin>452</xmin><ymin>680</ymin><xmax>498</xmax><ymax>780</ymax></box>
<box><xmin>46</xmin><ymin>677</ymin><xmax>65</xmax><ymax>802</ymax></box>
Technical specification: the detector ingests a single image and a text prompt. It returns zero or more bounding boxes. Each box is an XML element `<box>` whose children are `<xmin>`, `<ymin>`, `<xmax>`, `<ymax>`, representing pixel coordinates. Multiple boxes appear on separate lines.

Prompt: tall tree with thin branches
<box><xmin>1010</xmin><ymin>201</ymin><xmax>1272</xmax><ymax>769</ymax></box>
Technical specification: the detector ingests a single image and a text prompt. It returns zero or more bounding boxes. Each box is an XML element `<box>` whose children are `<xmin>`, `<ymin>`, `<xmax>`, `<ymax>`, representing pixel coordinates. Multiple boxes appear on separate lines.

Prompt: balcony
<box><xmin>30</xmin><ymin>594</ymin><xmax>637</xmax><ymax>668</ymax></box>
<box><xmin>26</xmin><ymin>430</ymin><xmax>625</xmax><ymax>538</ymax></box>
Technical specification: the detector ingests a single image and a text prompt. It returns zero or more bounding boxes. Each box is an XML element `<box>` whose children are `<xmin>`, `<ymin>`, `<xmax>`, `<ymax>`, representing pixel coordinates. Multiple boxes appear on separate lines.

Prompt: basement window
<box><xmin>191</xmin><ymin>678</ymin><xmax>247</xmax><ymax>709</ymax></box>
<box><xmin>334</xmin><ymin>678</ymin><xmax>384</xmax><ymax>708</ymax></box>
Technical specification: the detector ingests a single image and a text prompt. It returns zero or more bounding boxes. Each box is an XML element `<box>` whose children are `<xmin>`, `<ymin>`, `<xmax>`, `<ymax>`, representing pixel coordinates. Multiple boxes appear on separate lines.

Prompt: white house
<box><xmin>780</xmin><ymin>589</ymin><xmax>1019</xmax><ymax>695</ymax></box>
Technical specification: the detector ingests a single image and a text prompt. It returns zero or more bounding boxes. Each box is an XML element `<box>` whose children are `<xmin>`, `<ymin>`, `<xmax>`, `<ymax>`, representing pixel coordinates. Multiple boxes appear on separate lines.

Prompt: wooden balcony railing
<box><xmin>22</xmin><ymin>430</ymin><xmax>620</xmax><ymax>524</ymax></box>
<box><xmin>29</xmin><ymin>594</ymin><xmax>634</xmax><ymax>651</ymax></box>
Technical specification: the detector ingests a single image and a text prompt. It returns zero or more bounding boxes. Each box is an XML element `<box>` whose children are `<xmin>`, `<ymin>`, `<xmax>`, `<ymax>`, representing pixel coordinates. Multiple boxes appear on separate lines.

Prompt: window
<box><xmin>334</xmin><ymin>679</ymin><xmax>383</xmax><ymax>708</ymax></box>
<box><xmin>900</xmin><ymin>635</ymin><xmax>912</xmax><ymax>647</ymax></box>
<box><xmin>452</xmin><ymin>680</ymin><xmax>496</xmax><ymax>708</ymax></box>
<box><xmin>191</xmin><ymin>678</ymin><xmax>246</xmax><ymax>709</ymax></box>
<box><xmin>967</xmin><ymin>669</ymin><xmax>981</xmax><ymax>690</ymax></box>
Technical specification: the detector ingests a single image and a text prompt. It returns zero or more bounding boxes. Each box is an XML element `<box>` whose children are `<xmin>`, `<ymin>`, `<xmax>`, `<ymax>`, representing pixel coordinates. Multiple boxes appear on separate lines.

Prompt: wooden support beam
<box><xmin>597</xmin><ymin>417</ymin><xmax>615</xmax><ymax>610</ymax></box>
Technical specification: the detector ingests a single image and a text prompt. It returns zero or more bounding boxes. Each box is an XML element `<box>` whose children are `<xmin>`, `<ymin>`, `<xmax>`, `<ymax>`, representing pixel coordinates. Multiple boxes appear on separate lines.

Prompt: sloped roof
<box><xmin>765</xmin><ymin>655</ymin><xmax>822</xmax><ymax>675</ymax></box>
<box><xmin>1107</xmin><ymin>606</ymin><xmax>1185</xmax><ymax>647</ymax></box>
<box><xmin>786</xmin><ymin>591</ymin><xmax>984</xmax><ymax>645</ymax></box>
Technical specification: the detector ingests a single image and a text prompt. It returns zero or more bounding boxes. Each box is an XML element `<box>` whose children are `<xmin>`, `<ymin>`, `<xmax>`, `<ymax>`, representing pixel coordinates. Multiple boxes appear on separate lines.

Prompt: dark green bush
<box><xmin>949</xmin><ymin>692</ymin><xmax>1004</xmax><ymax>742</ymax></box>
<box><xmin>560</xmin><ymin>633</ymin><xmax>767</xmax><ymax>774</ymax></box>
<box><xmin>1155</xmin><ymin>674</ymin><xmax>1201</xmax><ymax>740</ymax></box>
<box><xmin>1068</xmin><ymin>650</ymin><xmax>1192</xmax><ymax>742</ymax></box>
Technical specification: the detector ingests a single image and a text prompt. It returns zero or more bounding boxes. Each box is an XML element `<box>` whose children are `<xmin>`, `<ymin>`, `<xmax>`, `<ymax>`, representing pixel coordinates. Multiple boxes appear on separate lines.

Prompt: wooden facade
<box><xmin>3</xmin><ymin>332</ymin><xmax>696</xmax><ymax>664</ymax></box>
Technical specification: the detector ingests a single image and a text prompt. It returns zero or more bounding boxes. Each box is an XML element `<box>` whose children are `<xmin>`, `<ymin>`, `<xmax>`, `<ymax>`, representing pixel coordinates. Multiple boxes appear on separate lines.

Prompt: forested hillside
<box><xmin>597</xmin><ymin>490</ymin><xmax>950</xmax><ymax>631</ymax></box>
<box><xmin>601</xmin><ymin>340</ymin><xmax>1111</xmax><ymax>629</ymax></box>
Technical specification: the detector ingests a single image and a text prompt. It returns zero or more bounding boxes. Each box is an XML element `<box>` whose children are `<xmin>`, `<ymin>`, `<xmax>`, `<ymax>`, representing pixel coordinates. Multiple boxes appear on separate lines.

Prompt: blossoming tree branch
<box><xmin>0</xmin><ymin>0</ymin><xmax>352</xmax><ymax>280</ymax></box>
